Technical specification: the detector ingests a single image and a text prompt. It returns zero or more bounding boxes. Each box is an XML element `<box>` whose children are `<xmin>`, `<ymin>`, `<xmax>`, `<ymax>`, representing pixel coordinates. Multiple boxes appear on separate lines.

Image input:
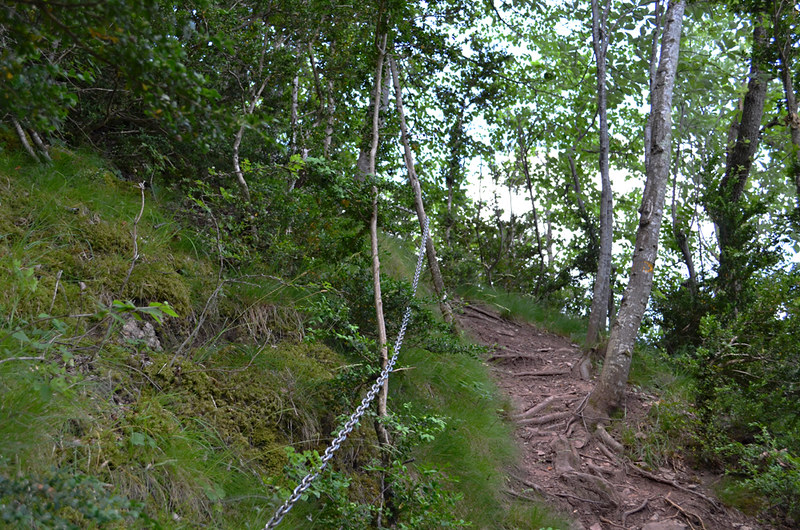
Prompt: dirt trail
<box><xmin>456</xmin><ymin>303</ymin><xmax>761</xmax><ymax>530</ymax></box>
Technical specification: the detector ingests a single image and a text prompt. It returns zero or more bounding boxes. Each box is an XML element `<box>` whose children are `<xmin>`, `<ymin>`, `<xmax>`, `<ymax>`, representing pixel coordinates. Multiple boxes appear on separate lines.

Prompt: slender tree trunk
<box><xmin>389</xmin><ymin>55</ymin><xmax>455</xmax><ymax>326</ymax></box>
<box><xmin>232</xmin><ymin>35</ymin><xmax>285</xmax><ymax>201</ymax></box>
<box><xmin>586</xmin><ymin>0</ymin><xmax>614</xmax><ymax>347</ymax></box>
<box><xmin>567</xmin><ymin>152</ymin><xmax>598</xmax><ymax>247</ymax></box>
<box><xmin>670</xmin><ymin>125</ymin><xmax>697</xmax><ymax>290</ymax></box>
<box><xmin>290</xmin><ymin>74</ymin><xmax>299</xmax><ymax>155</ymax></box>
<box><xmin>517</xmin><ymin>124</ymin><xmax>546</xmax><ymax>295</ymax></box>
<box><xmin>643</xmin><ymin>0</ymin><xmax>664</xmax><ymax>172</ymax></box>
<box><xmin>357</xmin><ymin>35</ymin><xmax>390</xmax><ymax>179</ymax></box>
<box><xmin>356</xmin><ymin>20</ymin><xmax>396</xmax><ymax>525</ymax></box>
<box><xmin>324</xmin><ymin>79</ymin><xmax>335</xmax><ymax>157</ymax></box>
<box><xmin>585</xmin><ymin>0</ymin><xmax>686</xmax><ymax>421</ymax></box>
<box><xmin>355</xmin><ymin>27</ymin><xmax>391</xmax><ymax>446</ymax></box>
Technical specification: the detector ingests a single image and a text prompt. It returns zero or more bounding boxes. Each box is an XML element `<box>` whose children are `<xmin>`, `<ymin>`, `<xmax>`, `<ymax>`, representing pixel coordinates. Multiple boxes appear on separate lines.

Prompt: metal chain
<box><xmin>263</xmin><ymin>218</ymin><xmax>430</xmax><ymax>530</ymax></box>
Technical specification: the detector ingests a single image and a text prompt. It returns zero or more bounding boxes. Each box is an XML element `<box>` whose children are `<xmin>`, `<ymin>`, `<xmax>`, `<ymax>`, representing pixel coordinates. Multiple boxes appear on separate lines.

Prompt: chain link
<box><xmin>263</xmin><ymin>218</ymin><xmax>430</xmax><ymax>529</ymax></box>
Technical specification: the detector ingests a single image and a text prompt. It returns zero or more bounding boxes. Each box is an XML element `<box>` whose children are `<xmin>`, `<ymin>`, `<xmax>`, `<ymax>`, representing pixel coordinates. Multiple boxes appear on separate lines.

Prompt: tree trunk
<box><xmin>707</xmin><ymin>22</ymin><xmax>768</xmax><ymax>302</ymax></box>
<box><xmin>643</xmin><ymin>0</ymin><xmax>664</xmax><ymax>172</ymax></box>
<box><xmin>774</xmin><ymin>9</ymin><xmax>800</xmax><ymax>201</ymax></box>
<box><xmin>357</xmin><ymin>35</ymin><xmax>390</xmax><ymax>179</ymax></box>
<box><xmin>290</xmin><ymin>73</ymin><xmax>299</xmax><ymax>155</ymax></box>
<box><xmin>585</xmin><ymin>0</ymin><xmax>686</xmax><ymax>421</ymax></box>
<box><xmin>231</xmin><ymin>34</ymin><xmax>285</xmax><ymax>201</ymax></box>
<box><xmin>389</xmin><ymin>55</ymin><xmax>455</xmax><ymax>326</ymax></box>
<box><xmin>670</xmin><ymin>125</ymin><xmax>697</xmax><ymax>290</ymax></box>
<box><xmin>586</xmin><ymin>0</ymin><xmax>614</xmax><ymax>347</ymax></box>
<box><xmin>517</xmin><ymin>122</ymin><xmax>546</xmax><ymax>294</ymax></box>
<box><xmin>567</xmin><ymin>152</ymin><xmax>598</xmax><ymax>248</ymax></box>
<box><xmin>324</xmin><ymin>79</ymin><xmax>335</xmax><ymax>158</ymax></box>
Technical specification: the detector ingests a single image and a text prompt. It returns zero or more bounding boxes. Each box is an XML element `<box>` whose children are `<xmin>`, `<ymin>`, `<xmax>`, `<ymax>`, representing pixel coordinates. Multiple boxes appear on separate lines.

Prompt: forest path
<box><xmin>455</xmin><ymin>302</ymin><xmax>760</xmax><ymax>530</ymax></box>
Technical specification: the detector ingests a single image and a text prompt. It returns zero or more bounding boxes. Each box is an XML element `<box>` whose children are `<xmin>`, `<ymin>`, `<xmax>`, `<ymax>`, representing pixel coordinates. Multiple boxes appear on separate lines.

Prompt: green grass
<box><xmin>459</xmin><ymin>285</ymin><xmax>588</xmax><ymax>344</ymax></box>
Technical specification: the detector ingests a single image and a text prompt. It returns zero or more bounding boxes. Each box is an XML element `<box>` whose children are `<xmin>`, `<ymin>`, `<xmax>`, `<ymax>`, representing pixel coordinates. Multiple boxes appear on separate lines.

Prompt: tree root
<box><xmin>628</xmin><ymin>462</ymin><xmax>721</xmax><ymax>509</ymax></box>
<box><xmin>463</xmin><ymin>304</ymin><xmax>503</xmax><ymax>321</ymax></box>
<box><xmin>518</xmin><ymin>411</ymin><xmax>573</xmax><ymax>426</ymax></box>
<box><xmin>595</xmin><ymin>424</ymin><xmax>624</xmax><ymax>453</ymax></box>
<box><xmin>665</xmin><ymin>494</ymin><xmax>707</xmax><ymax>530</ymax></box>
<box><xmin>507</xmin><ymin>472</ymin><xmax>546</xmax><ymax>495</ymax></box>
<box><xmin>513</xmin><ymin>395</ymin><xmax>559</xmax><ymax>419</ymax></box>
<box><xmin>621</xmin><ymin>497</ymin><xmax>650</xmax><ymax>527</ymax></box>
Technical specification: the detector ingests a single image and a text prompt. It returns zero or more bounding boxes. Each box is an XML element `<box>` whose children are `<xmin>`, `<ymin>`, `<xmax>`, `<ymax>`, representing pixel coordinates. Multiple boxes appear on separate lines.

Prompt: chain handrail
<box><xmin>262</xmin><ymin>218</ymin><xmax>430</xmax><ymax>529</ymax></box>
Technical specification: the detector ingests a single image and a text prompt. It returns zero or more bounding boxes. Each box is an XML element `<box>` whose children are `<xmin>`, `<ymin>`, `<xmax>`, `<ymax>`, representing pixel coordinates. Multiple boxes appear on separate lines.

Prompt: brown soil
<box><xmin>456</xmin><ymin>302</ymin><xmax>764</xmax><ymax>530</ymax></box>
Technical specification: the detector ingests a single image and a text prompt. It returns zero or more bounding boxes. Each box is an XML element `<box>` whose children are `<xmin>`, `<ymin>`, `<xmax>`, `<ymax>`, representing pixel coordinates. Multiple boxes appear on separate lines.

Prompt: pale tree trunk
<box><xmin>643</xmin><ymin>0</ymin><xmax>663</xmax><ymax>172</ymax></box>
<box><xmin>516</xmin><ymin>122</ymin><xmax>546</xmax><ymax>294</ymax></box>
<box><xmin>389</xmin><ymin>55</ymin><xmax>455</xmax><ymax>326</ymax></box>
<box><xmin>585</xmin><ymin>0</ymin><xmax>686</xmax><ymax>421</ymax></box>
<box><xmin>232</xmin><ymin>34</ymin><xmax>286</xmax><ymax>201</ymax></box>
<box><xmin>586</xmin><ymin>0</ymin><xmax>614</xmax><ymax>347</ymax></box>
<box><xmin>356</xmin><ymin>29</ymin><xmax>391</xmax><ymax>446</ymax></box>
<box><xmin>356</xmin><ymin>34</ymin><xmax>390</xmax><ymax>179</ymax></box>
<box><xmin>358</xmin><ymin>23</ymin><xmax>395</xmax><ymax>524</ymax></box>
<box><xmin>324</xmin><ymin>79</ymin><xmax>335</xmax><ymax>157</ymax></box>
<box><xmin>290</xmin><ymin>73</ymin><xmax>299</xmax><ymax>155</ymax></box>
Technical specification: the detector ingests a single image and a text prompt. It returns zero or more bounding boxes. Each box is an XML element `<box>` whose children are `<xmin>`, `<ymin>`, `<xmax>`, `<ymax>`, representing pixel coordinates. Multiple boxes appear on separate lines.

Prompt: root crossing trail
<box><xmin>456</xmin><ymin>303</ymin><xmax>761</xmax><ymax>530</ymax></box>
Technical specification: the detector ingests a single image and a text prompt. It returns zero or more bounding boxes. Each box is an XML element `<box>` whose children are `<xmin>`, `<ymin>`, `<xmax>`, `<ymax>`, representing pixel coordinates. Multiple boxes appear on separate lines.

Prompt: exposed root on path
<box><xmin>456</xmin><ymin>302</ymin><xmax>762</xmax><ymax>530</ymax></box>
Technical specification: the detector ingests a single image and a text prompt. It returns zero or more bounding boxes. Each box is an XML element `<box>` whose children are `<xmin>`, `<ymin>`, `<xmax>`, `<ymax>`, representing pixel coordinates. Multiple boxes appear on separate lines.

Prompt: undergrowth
<box><xmin>0</xmin><ymin>148</ymin><xmax>568</xmax><ymax>528</ymax></box>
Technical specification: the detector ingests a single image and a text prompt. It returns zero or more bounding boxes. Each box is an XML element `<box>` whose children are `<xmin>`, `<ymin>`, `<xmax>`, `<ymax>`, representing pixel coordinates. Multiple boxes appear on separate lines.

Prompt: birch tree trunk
<box><xmin>585</xmin><ymin>0</ymin><xmax>686</xmax><ymax>420</ymax></box>
<box><xmin>355</xmin><ymin>28</ymin><xmax>391</xmax><ymax>446</ymax></box>
<box><xmin>232</xmin><ymin>34</ymin><xmax>286</xmax><ymax>201</ymax></box>
<box><xmin>389</xmin><ymin>55</ymin><xmax>455</xmax><ymax>326</ymax></box>
<box><xmin>586</xmin><ymin>0</ymin><xmax>614</xmax><ymax>347</ymax></box>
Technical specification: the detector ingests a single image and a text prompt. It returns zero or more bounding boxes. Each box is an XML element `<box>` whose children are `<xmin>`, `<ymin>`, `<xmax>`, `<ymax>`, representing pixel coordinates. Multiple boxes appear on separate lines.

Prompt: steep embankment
<box><xmin>457</xmin><ymin>302</ymin><xmax>762</xmax><ymax>530</ymax></box>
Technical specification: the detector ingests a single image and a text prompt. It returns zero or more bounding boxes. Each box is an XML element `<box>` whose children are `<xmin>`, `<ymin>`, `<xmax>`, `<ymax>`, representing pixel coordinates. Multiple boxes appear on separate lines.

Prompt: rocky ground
<box><xmin>456</xmin><ymin>303</ymin><xmax>763</xmax><ymax>530</ymax></box>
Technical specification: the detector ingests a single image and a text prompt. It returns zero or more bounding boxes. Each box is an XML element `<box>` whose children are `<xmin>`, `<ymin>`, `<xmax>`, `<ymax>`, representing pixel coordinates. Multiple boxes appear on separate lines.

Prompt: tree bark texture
<box><xmin>643</xmin><ymin>0</ymin><xmax>663</xmax><ymax>172</ymax></box>
<box><xmin>586</xmin><ymin>0</ymin><xmax>614</xmax><ymax>346</ymax></box>
<box><xmin>586</xmin><ymin>0</ymin><xmax>686</xmax><ymax>419</ymax></box>
<box><xmin>390</xmin><ymin>55</ymin><xmax>455</xmax><ymax>326</ymax></box>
